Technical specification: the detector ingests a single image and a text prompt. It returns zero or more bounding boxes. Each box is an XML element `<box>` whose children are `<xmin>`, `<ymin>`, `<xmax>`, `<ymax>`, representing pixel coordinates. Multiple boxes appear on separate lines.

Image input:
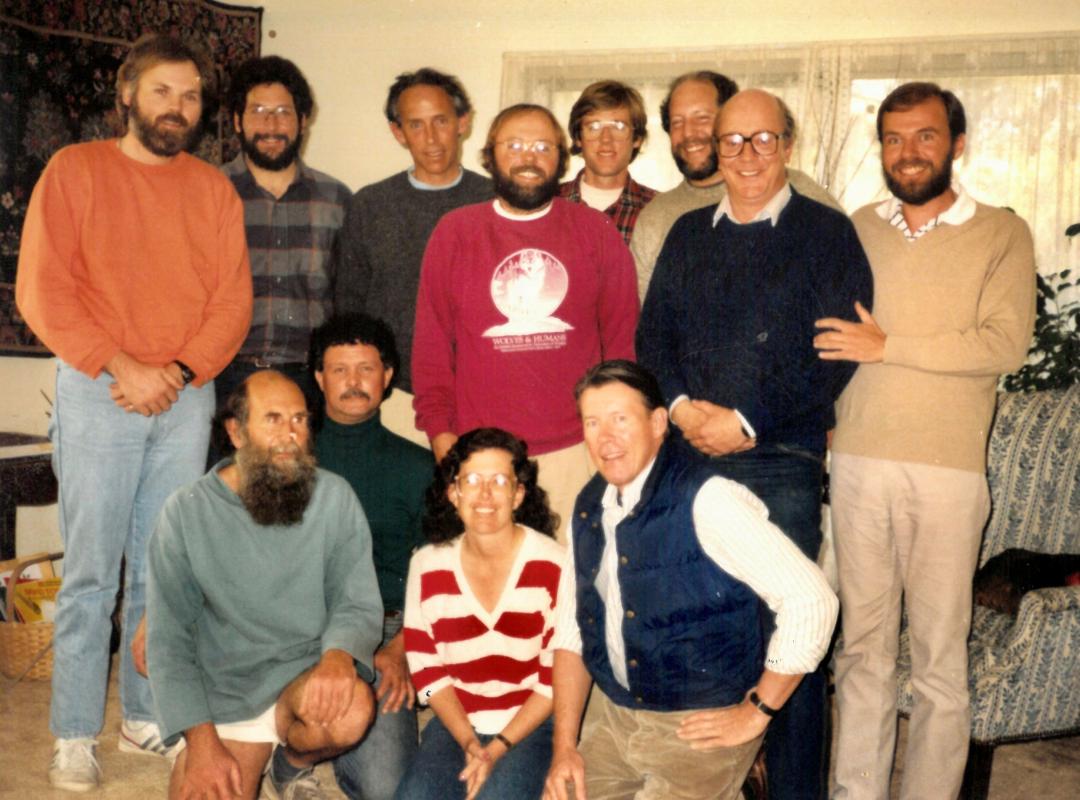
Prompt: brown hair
<box><xmin>115</xmin><ymin>33</ymin><xmax>217</xmax><ymax>127</ymax></box>
<box><xmin>567</xmin><ymin>80</ymin><xmax>648</xmax><ymax>161</ymax></box>
<box><xmin>479</xmin><ymin>103</ymin><xmax>570</xmax><ymax>180</ymax></box>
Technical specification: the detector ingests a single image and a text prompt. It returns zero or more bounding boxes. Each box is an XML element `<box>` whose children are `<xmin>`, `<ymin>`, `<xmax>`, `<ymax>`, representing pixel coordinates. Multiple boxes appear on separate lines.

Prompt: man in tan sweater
<box><xmin>814</xmin><ymin>82</ymin><xmax>1036</xmax><ymax>800</ymax></box>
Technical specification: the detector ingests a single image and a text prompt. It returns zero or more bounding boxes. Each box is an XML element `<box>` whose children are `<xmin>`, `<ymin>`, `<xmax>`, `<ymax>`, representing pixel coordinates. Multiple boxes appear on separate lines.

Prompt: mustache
<box><xmin>510</xmin><ymin>166</ymin><xmax>546</xmax><ymax>179</ymax></box>
<box><xmin>252</xmin><ymin>133</ymin><xmax>289</xmax><ymax>144</ymax></box>
<box><xmin>338</xmin><ymin>388</ymin><xmax>371</xmax><ymax>401</ymax></box>
<box><xmin>892</xmin><ymin>159</ymin><xmax>933</xmax><ymax>172</ymax></box>
<box><xmin>155</xmin><ymin>112</ymin><xmax>189</xmax><ymax>128</ymax></box>
<box><xmin>677</xmin><ymin>136</ymin><xmax>715</xmax><ymax>152</ymax></box>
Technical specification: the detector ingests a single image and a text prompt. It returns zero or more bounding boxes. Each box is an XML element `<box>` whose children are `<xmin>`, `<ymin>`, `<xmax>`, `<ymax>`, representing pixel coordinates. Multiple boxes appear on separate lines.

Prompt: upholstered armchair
<box><xmin>896</xmin><ymin>384</ymin><xmax>1080</xmax><ymax>800</ymax></box>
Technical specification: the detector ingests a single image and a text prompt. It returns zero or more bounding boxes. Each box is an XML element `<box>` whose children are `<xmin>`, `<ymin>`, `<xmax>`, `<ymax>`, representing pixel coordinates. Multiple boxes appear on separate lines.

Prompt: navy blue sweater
<box><xmin>637</xmin><ymin>190</ymin><xmax>873</xmax><ymax>453</ymax></box>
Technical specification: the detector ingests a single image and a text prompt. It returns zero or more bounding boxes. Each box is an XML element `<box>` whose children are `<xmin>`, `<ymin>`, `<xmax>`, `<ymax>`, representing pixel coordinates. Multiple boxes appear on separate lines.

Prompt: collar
<box><xmin>601</xmin><ymin>455</ymin><xmax>657</xmax><ymax>512</ymax></box>
<box><xmin>713</xmin><ymin>182</ymin><xmax>792</xmax><ymax>227</ymax></box>
<box><xmin>875</xmin><ymin>181</ymin><xmax>976</xmax><ymax>227</ymax></box>
<box><xmin>493</xmin><ymin>197</ymin><xmax>553</xmax><ymax>221</ymax></box>
<box><xmin>319</xmin><ymin>410</ymin><xmax>384</xmax><ymax>441</ymax></box>
<box><xmin>407</xmin><ymin>165</ymin><xmax>465</xmax><ymax>191</ymax></box>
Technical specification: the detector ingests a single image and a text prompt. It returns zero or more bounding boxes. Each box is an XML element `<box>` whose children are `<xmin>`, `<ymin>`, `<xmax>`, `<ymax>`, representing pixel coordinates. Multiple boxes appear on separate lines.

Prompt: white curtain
<box><xmin>502</xmin><ymin>32</ymin><xmax>1080</xmax><ymax>280</ymax></box>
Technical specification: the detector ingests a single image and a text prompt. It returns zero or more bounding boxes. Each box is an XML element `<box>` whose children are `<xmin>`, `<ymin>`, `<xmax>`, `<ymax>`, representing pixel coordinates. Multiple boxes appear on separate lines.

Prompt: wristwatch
<box><xmin>174</xmin><ymin>360</ymin><xmax>196</xmax><ymax>385</ymax></box>
<box><xmin>748</xmin><ymin>690</ymin><xmax>779</xmax><ymax>718</ymax></box>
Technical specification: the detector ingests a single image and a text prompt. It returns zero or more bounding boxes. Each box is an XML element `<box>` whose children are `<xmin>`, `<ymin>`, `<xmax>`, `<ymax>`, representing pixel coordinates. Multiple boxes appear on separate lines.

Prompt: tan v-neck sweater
<box><xmin>832</xmin><ymin>202</ymin><xmax>1036</xmax><ymax>473</ymax></box>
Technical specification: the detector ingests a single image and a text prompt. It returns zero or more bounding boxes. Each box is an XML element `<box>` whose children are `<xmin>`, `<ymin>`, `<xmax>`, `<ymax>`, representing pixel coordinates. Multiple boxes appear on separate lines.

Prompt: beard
<box><xmin>234</xmin><ymin>440</ymin><xmax>317</xmax><ymax>526</ymax></box>
<box><xmin>240</xmin><ymin>127</ymin><xmax>303</xmax><ymax>171</ymax></box>
<box><xmin>492</xmin><ymin>164</ymin><xmax>560</xmax><ymax>211</ymax></box>
<box><xmin>672</xmin><ymin>138</ymin><xmax>719</xmax><ymax>182</ymax></box>
<box><xmin>129</xmin><ymin>95</ymin><xmax>199</xmax><ymax>157</ymax></box>
<box><xmin>883</xmin><ymin>148</ymin><xmax>954</xmax><ymax>206</ymax></box>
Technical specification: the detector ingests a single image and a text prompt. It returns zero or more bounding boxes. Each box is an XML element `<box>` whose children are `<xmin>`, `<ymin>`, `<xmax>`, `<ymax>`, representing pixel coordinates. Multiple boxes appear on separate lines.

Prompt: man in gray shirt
<box><xmin>334</xmin><ymin>68</ymin><xmax>492</xmax><ymax>445</ymax></box>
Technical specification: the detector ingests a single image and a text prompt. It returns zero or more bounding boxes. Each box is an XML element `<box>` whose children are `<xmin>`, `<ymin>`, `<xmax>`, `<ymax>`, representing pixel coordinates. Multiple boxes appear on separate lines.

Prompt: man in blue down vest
<box><xmin>543</xmin><ymin>361</ymin><xmax>838</xmax><ymax>800</ymax></box>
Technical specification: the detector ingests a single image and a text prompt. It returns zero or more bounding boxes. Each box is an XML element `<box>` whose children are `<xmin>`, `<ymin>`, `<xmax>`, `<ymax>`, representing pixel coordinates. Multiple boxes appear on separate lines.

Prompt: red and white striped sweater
<box><xmin>403</xmin><ymin>527</ymin><xmax>565</xmax><ymax>734</ymax></box>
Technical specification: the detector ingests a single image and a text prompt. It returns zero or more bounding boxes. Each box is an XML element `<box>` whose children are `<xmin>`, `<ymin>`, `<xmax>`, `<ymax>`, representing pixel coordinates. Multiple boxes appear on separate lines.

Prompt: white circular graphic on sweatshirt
<box><xmin>483</xmin><ymin>248</ymin><xmax>573</xmax><ymax>337</ymax></box>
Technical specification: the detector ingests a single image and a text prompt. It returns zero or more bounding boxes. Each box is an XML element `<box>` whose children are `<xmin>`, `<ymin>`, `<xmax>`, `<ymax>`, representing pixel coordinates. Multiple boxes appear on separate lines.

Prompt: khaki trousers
<box><xmin>535</xmin><ymin>441</ymin><xmax>594</xmax><ymax>544</ymax></box>
<box><xmin>831</xmin><ymin>453</ymin><xmax>989</xmax><ymax>800</ymax></box>
<box><xmin>578</xmin><ymin>687</ymin><xmax>763</xmax><ymax>800</ymax></box>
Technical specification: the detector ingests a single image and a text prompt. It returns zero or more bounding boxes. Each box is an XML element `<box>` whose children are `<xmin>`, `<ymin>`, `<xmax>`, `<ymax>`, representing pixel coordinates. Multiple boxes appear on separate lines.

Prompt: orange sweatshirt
<box><xmin>16</xmin><ymin>139</ymin><xmax>252</xmax><ymax>385</ymax></box>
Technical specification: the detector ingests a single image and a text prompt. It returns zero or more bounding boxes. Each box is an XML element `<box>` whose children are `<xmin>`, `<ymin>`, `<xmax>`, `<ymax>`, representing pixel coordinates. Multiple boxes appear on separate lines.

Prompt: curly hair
<box><xmin>422</xmin><ymin>428</ymin><xmax>558</xmax><ymax>544</ymax></box>
<box><xmin>225</xmin><ymin>55</ymin><xmax>314</xmax><ymax>121</ymax></box>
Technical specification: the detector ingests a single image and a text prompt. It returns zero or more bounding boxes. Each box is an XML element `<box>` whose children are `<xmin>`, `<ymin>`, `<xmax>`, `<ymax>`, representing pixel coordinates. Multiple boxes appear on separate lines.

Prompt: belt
<box><xmin>235</xmin><ymin>355</ymin><xmax>305</xmax><ymax>369</ymax></box>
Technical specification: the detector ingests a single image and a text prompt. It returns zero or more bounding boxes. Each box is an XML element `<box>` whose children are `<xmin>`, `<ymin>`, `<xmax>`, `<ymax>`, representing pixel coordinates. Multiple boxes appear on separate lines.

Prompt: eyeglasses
<box><xmin>498</xmin><ymin>139</ymin><xmax>557</xmax><ymax>156</ymax></box>
<box><xmin>581</xmin><ymin>119</ymin><xmax>632</xmax><ymax>140</ymax></box>
<box><xmin>455</xmin><ymin>472</ymin><xmax>517</xmax><ymax>495</ymax></box>
<box><xmin>717</xmin><ymin>130</ymin><xmax>788</xmax><ymax>158</ymax></box>
<box><xmin>244</xmin><ymin>105</ymin><xmax>297</xmax><ymax>123</ymax></box>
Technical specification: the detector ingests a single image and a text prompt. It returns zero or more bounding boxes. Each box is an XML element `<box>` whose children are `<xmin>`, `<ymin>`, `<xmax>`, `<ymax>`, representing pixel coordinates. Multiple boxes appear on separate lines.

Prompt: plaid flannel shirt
<box><xmin>559</xmin><ymin>168</ymin><xmax>658</xmax><ymax>245</ymax></box>
<box><xmin>222</xmin><ymin>156</ymin><xmax>351</xmax><ymax>364</ymax></box>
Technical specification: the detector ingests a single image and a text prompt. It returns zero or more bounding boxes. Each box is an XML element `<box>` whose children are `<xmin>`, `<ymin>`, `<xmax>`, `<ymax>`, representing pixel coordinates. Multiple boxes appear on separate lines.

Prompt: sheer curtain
<box><xmin>502</xmin><ymin>32</ymin><xmax>1080</xmax><ymax>279</ymax></box>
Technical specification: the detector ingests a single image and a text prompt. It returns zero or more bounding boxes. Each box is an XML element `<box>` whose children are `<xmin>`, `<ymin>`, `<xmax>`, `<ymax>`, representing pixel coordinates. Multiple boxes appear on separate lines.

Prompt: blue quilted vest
<box><xmin>572</xmin><ymin>438</ymin><xmax>764</xmax><ymax>711</ymax></box>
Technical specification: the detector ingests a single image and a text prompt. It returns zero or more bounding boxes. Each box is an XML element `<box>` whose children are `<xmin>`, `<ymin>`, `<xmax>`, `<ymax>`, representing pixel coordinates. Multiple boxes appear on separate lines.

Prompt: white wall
<box><xmin>259</xmin><ymin>0</ymin><xmax>1080</xmax><ymax>191</ymax></box>
<box><xmin>4</xmin><ymin>0</ymin><xmax>1078</xmax><ymax>553</ymax></box>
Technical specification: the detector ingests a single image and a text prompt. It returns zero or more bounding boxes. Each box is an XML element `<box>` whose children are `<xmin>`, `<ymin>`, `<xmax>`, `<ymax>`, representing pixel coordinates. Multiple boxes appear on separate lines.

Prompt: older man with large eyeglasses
<box><xmin>636</xmin><ymin>89</ymin><xmax>873</xmax><ymax>800</ymax></box>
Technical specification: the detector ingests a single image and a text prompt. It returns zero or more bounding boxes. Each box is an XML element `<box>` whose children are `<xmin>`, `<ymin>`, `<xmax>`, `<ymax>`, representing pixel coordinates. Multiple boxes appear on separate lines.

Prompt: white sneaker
<box><xmin>49</xmin><ymin>738</ymin><xmax>101</xmax><ymax>792</ymax></box>
<box><xmin>118</xmin><ymin>719</ymin><xmax>186</xmax><ymax>761</ymax></box>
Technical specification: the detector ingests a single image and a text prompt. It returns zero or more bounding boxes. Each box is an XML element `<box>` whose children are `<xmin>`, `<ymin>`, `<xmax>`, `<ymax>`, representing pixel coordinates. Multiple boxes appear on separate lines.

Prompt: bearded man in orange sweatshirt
<box><xmin>15</xmin><ymin>33</ymin><xmax>252</xmax><ymax>793</ymax></box>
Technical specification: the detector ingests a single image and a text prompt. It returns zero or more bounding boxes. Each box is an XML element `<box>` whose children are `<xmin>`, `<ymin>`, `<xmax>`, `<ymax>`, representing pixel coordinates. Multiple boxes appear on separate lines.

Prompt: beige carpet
<box><xmin>1</xmin><ymin>662</ymin><xmax>1077</xmax><ymax>798</ymax></box>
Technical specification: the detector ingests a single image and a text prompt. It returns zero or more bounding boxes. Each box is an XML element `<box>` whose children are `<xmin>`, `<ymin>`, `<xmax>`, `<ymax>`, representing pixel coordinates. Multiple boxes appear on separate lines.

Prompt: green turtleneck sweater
<box><xmin>315</xmin><ymin>411</ymin><xmax>433</xmax><ymax>613</ymax></box>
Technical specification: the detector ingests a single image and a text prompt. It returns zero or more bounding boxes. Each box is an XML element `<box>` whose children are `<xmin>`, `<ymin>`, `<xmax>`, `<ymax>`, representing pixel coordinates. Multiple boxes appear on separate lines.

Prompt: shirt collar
<box><xmin>601</xmin><ymin>456</ymin><xmax>657</xmax><ymax>513</ymax></box>
<box><xmin>875</xmin><ymin>181</ymin><xmax>976</xmax><ymax>227</ymax></box>
<box><xmin>493</xmin><ymin>197</ymin><xmax>553</xmax><ymax>221</ymax></box>
<box><xmin>408</xmin><ymin>166</ymin><xmax>464</xmax><ymax>190</ymax></box>
<box><xmin>713</xmin><ymin>181</ymin><xmax>792</xmax><ymax>227</ymax></box>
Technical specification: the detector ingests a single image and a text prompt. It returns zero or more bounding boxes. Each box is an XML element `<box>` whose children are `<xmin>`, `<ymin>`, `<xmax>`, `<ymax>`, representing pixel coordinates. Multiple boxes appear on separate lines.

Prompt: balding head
<box><xmin>222</xmin><ymin>370</ymin><xmax>315</xmax><ymax>526</ymax></box>
<box><xmin>715</xmin><ymin>89</ymin><xmax>795</xmax><ymax>222</ymax></box>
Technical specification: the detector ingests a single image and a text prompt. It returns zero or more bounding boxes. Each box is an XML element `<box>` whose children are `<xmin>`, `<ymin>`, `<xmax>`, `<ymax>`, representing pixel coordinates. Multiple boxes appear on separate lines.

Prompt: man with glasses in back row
<box><xmin>558</xmin><ymin>80</ymin><xmax>657</xmax><ymax>244</ymax></box>
<box><xmin>631</xmin><ymin>71</ymin><xmax>841</xmax><ymax>301</ymax></box>
<box><xmin>216</xmin><ymin>56</ymin><xmax>352</xmax><ymax>429</ymax></box>
<box><xmin>411</xmin><ymin>103</ymin><xmax>639</xmax><ymax>537</ymax></box>
<box><xmin>637</xmin><ymin>89</ymin><xmax>873</xmax><ymax>800</ymax></box>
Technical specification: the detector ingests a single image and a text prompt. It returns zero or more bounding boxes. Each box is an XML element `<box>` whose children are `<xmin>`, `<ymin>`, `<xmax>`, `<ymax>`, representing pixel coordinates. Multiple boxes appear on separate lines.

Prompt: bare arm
<box><xmin>543</xmin><ymin>650</ymin><xmax>593</xmax><ymax>800</ymax></box>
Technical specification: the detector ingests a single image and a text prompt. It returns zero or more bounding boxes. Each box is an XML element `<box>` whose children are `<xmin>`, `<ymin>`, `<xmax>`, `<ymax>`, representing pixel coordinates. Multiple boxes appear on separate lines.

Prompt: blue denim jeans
<box><xmin>706</xmin><ymin>443</ymin><xmax>829</xmax><ymax>800</ymax></box>
<box><xmin>394</xmin><ymin>715</ymin><xmax>553</xmax><ymax>800</ymax></box>
<box><xmin>49</xmin><ymin>363</ymin><xmax>213</xmax><ymax>738</ymax></box>
<box><xmin>333</xmin><ymin>615</ymin><xmax>418</xmax><ymax>800</ymax></box>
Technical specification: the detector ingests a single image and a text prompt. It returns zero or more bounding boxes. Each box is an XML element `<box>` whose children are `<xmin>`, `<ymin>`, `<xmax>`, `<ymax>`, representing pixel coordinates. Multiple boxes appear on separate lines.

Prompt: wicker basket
<box><xmin>0</xmin><ymin>551</ymin><xmax>62</xmax><ymax>681</ymax></box>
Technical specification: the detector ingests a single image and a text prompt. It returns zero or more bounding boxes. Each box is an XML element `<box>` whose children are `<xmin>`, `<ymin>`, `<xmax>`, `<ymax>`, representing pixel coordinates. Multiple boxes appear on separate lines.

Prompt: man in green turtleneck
<box><xmin>311</xmin><ymin>312</ymin><xmax>434</xmax><ymax>800</ymax></box>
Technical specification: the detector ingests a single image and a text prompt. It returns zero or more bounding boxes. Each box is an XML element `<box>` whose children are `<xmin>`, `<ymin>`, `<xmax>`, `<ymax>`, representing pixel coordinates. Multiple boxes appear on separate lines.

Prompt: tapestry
<box><xmin>0</xmin><ymin>0</ymin><xmax>262</xmax><ymax>354</ymax></box>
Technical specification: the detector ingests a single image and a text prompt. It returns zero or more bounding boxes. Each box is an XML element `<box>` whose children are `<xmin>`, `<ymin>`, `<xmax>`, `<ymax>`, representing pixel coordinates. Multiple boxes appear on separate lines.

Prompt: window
<box><xmin>503</xmin><ymin>33</ymin><xmax>1080</xmax><ymax>282</ymax></box>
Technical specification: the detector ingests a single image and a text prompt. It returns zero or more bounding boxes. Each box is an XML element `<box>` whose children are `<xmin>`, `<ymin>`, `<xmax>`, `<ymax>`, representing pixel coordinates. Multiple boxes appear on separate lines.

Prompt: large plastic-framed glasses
<box><xmin>498</xmin><ymin>139</ymin><xmax>557</xmax><ymax>156</ymax></box>
<box><xmin>244</xmin><ymin>105</ymin><xmax>297</xmax><ymax>123</ymax></box>
<box><xmin>455</xmin><ymin>472</ymin><xmax>517</xmax><ymax>495</ymax></box>
<box><xmin>581</xmin><ymin>119</ymin><xmax>632</xmax><ymax>140</ymax></box>
<box><xmin>718</xmin><ymin>130</ymin><xmax>788</xmax><ymax>158</ymax></box>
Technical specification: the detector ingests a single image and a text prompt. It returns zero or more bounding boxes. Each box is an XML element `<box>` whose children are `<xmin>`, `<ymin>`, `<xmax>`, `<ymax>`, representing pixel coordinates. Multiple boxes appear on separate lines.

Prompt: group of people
<box><xmin>14</xmin><ymin>28</ymin><xmax>1036</xmax><ymax>800</ymax></box>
